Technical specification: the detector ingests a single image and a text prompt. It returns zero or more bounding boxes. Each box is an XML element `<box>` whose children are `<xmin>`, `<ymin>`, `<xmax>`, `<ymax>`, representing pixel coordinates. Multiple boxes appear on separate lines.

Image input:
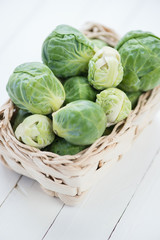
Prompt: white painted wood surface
<box><xmin>0</xmin><ymin>0</ymin><xmax>160</xmax><ymax>239</ymax></box>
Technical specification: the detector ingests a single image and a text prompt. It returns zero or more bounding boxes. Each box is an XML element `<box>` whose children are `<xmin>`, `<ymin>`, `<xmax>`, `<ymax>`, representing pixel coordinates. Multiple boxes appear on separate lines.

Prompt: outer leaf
<box><xmin>46</xmin><ymin>137</ymin><xmax>86</xmax><ymax>155</ymax></box>
<box><xmin>126</xmin><ymin>91</ymin><xmax>142</xmax><ymax>109</ymax></box>
<box><xmin>42</xmin><ymin>25</ymin><xmax>96</xmax><ymax>78</ymax></box>
<box><xmin>116</xmin><ymin>30</ymin><xmax>160</xmax><ymax>92</ymax></box>
<box><xmin>11</xmin><ymin>109</ymin><xmax>31</xmax><ymax>131</ymax></box>
<box><xmin>88</xmin><ymin>46</ymin><xmax>123</xmax><ymax>90</ymax></box>
<box><xmin>52</xmin><ymin>100</ymin><xmax>106</xmax><ymax>145</ymax></box>
<box><xmin>91</xmin><ymin>39</ymin><xmax>108</xmax><ymax>49</ymax></box>
<box><xmin>96</xmin><ymin>88</ymin><xmax>131</xmax><ymax>126</ymax></box>
<box><xmin>64</xmin><ymin>76</ymin><xmax>97</xmax><ymax>104</ymax></box>
<box><xmin>6</xmin><ymin>62</ymin><xmax>65</xmax><ymax>114</ymax></box>
<box><xmin>15</xmin><ymin>114</ymin><xmax>55</xmax><ymax>149</ymax></box>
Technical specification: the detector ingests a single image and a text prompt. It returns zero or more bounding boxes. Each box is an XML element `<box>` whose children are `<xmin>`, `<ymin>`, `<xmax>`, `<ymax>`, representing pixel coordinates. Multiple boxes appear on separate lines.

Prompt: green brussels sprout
<box><xmin>46</xmin><ymin>137</ymin><xmax>87</xmax><ymax>155</ymax></box>
<box><xmin>91</xmin><ymin>39</ymin><xmax>108</xmax><ymax>49</ymax></box>
<box><xmin>116</xmin><ymin>30</ymin><xmax>160</xmax><ymax>92</ymax></box>
<box><xmin>11</xmin><ymin>109</ymin><xmax>31</xmax><ymax>132</ymax></box>
<box><xmin>88</xmin><ymin>46</ymin><xmax>123</xmax><ymax>90</ymax></box>
<box><xmin>52</xmin><ymin>100</ymin><xmax>106</xmax><ymax>145</ymax></box>
<box><xmin>15</xmin><ymin>114</ymin><xmax>55</xmax><ymax>149</ymax></box>
<box><xmin>64</xmin><ymin>76</ymin><xmax>97</xmax><ymax>104</ymax></box>
<box><xmin>103</xmin><ymin>126</ymin><xmax>114</xmax><ymax>136</ymax></box>
<box><xmin>42</xmin><ymin>24</ymin><xmax>96</xmax><ymax>78</ymax></box>
<box><xmin>6</xmin><ymin>62</ymin><xmax>65</xmax><ymax>115</ymax></box>
<box><xmin>126</xmin><ymin>91</ymin><xmax>142</xmax><ymax>109</ymax></box>
<box><xmin>96</xmin><ymin>88</ymin><xmax>131</xmax><ymax>126</ymax></box>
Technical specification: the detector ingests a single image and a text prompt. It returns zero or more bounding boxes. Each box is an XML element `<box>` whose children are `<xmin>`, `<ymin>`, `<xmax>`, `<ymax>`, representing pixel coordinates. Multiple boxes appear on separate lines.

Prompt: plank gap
<box><xmin>41</xmin><ymin>204</ymin><xmax>65</xmax><ymax>240</ymax></box>
<box><xmin>0</xmin><ymin>175</ymin><xmax>22</xmax><ymax>208</ymax></box>
<box><xmin>107</xmin><ymin>146</ymin><xmax>160</xmax><ymax>239</ymax></box>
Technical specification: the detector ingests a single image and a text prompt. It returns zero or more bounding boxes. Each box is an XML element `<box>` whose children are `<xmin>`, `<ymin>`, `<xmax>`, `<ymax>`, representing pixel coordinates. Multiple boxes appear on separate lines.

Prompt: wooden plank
<box><xmin>0</xmin><ymin>0</ymin><xmax>46</xmax><ymax>211</ymax></box>
<box><xmin>43</xmin><ymin>114</ymin><xmax>160</xmax><ymax>240</ymax></box>
<box><xmin>0</xmin><ymin>176</ymin><xmax>63</xmax><ymax>240</ymax></box>
<box><xmin>0</xmin><ymin>0</ymin><xmax>141</xmax><ymax>104</ymax></box>
<box><xmin>110</xmin><ymin>144</ymin><xmax>160</xmax><ymax>240</ymax></box>
<box><xmin>0</xmin><ymin>0</ymin><xmax>99</xmax><ymax>104</ymax></box>
<box><xmin>0</xmin><ymin>0</ymin><xmax>44</xmax><ymax>51</ymax></box>
<box><xmin>0</xmin><ymin>164</ymin><xmax>20</xmax><ymax>205</ymax></box>
<box><xmin>122</xmin><ymin>0</ymin><xmax>160</xmax><ymax>36</ymax></box>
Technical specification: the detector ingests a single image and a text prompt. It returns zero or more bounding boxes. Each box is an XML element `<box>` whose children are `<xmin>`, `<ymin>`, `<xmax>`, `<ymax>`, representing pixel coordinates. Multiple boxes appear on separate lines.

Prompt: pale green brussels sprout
<box><xmin>64</xmin><ymin>76</ymin><xmax>97</xmax><ymax>104</ymax></box>
<box><xmin>91</xmin><ymin>39</ymin><xmax>108</xmax><ymax>49</ymax></box>
<box><xmin>42</xmin><ymin>24</ymin><xmax>96</xmax><ymax>78</ymax></box>
<box><xmin>116</xmin><ymin>30</ymin><xmax>160</xmax><ymax>92</ymax></box>
<box><xmin>15</xmin><ymin>115</ymin><xmax>55</xmax><ymax>149</ymax></box>
<box><xmin>88</xmin><ymin>46</ymin><xmax>123</xmax><ymax>90</ymax></box>
<box><xmin>6</xmin><ymin>62</ymin><xmax>65</xmax><ymax>115</ymax></box>
<box><xmin>52</xmin><ymin>100</ymin><xmax>106</xmax><ymax>145</ymax></box>
<box><xmin>46</xmin><ymin>137</ymin><xmax>87</xmax><ymax>156</ymax></box>
<box><xmin>126</xmin><ymin>91</ymin><xmax>142</xmax><ymax>109</ymax></box>
<box><xmin>96</xmin><ymin>88</ymin><xmax>131</xmax><ymax>126</ymax></box>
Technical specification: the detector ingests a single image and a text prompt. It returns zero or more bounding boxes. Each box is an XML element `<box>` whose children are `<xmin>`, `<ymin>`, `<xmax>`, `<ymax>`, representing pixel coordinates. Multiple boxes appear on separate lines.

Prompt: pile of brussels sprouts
<box><xmin>7</xmin><ymin>25</ymin><xmax>160</xmax><ymax>155</ymax></box>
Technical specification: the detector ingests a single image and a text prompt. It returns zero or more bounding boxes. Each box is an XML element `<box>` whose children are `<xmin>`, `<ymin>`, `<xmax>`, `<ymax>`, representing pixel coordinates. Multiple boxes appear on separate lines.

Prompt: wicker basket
<box><xmin>0</xmin><ymin>23</ymin><xmax>160</xmax><ymax>206</ymax></box>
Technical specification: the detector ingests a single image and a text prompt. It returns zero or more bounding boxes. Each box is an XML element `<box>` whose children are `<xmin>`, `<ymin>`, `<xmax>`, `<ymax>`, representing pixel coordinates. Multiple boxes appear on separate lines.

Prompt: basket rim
<box><xmin>0</xmin><ymin>85</ymin><xmax>159</xmax><ymax>164</ymax></box>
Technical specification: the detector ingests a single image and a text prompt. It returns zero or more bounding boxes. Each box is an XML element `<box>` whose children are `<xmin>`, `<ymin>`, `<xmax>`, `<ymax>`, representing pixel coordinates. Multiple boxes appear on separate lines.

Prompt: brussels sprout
<box><xmin>116</xmin><ymin>30</ymin><xmax>160</xmax><ymax>92</ymax></box>
<box><xmin>42</xmin><ymin>24</ymin><xmax>95</xmax><ymax>78</ymax></box>
<box><xmin>6</xmin><ymin>62</ymin><xmax>65</xmax><ymax>115</ymax></box>
<box><xmin>126</xmin><ymin>91</ymin><xmax>142</xmax><ymax>109</ymax></box>
<box><xmin>15</xmin><ymin>115</ymin><xmax>55</xmax><ymax>149</ymax></box>
<box><xmin>11</xmin><ymin>109</ymin><xmax>31</xmax><ymax>132</ymax></box>
<box><xmin>64</xmin><ymin>76</ymin><xmax>97</xmax><ymax>104</ymax></box>
<box><xmin>96</xmin><ymin>88</ymin><xmax>131</xmax><ymax>126</ymax></box>
<box><xmin>91</xmin><ymin>39</ymin><xmax>108</xmax><ymax>49</ymax></box>
<box><xmin>88</xmin><ymin>46</ymin><xmax>123</xmax><ymax>90</ymax></box>
<box><xmin>52</xmin><ymin>100</ymin><xmax>106</xmax><ymax>145</ymax></box>
<box><xmin>103</xmin><ymin>126</ymin><xmax>114</xmax><ymax>136</ymax></box>
<box><xmin>46</xmin><ymin>137</ymin><xmax>87</xmax><ymax>155</ymax></box>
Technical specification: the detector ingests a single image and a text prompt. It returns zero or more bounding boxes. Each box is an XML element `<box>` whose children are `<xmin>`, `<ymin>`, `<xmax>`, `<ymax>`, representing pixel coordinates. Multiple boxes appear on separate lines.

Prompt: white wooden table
<box><xmin>0</xmin><ymin>0</ymin><xmax>160</xmax><ymax>239</ymax></box>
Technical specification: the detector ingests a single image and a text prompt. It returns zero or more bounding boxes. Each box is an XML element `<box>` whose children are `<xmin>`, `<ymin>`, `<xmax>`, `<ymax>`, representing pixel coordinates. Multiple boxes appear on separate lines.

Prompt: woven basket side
<box><xmin>82</xmin><ymin>22</ymin><xmax>119</xmax><ymax>46</ymax></box>
<box><xmin>0</xmin><ymin>93</ymin><xmax>160</xmax><ymax>206</ymax></box>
